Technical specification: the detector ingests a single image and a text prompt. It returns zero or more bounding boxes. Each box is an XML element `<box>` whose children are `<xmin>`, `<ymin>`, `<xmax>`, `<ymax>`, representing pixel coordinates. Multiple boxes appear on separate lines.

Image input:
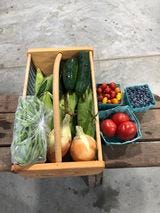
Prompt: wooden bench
<box><xmin>0</xmin><ymin>95</ymin><xmax>160</xmax><ymax>186</ymax></box>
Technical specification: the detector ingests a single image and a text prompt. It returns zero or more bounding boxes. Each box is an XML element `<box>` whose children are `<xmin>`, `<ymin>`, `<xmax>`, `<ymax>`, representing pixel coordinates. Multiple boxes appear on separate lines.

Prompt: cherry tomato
<box><xmin>111</xmin><ymin>112</ymin><xmax>130</xmax><ymax>126</ymax></box>
<box><xmin>111</xmin><ymin>98</ymin><xmax>119</xmax><ymax>104</ymax></box>
<box><xmin>110</xmin><ymin>90</ymin><xmax>116</xmax><ymax>98</ymax></box>
<box><xmin>109</xmin><ymin>82</ymin><xmax>116</xmax><ymax>90</ymax></box>
<box><xmin>102</xmin><ymin>97</ymin><xmax>108</xmax><ymax>104</ymax></box>
<box><xmin>100</xmin><ymin>119</ymin><xmax>117</xmax><ymax>138</ymax></box>
<box><xmin>98</xmin><ymin>95</ymin><xmax>103</xmax><ymax>102</ymax></box>
<box><xmin>101</xmin><ymin>83</ymin><xmax>107</xmax><ymax>90</ymax></box>
<box><xmin>108</xmin><ymin>100</ymin><xmax>111</xmax><ymax>104</ymax></box>
<box><xmin>105</xmin><ymin>93</ymin><xmax>111</xmax><ymax>99</ymax></box>
<box><xmin>115</xmin><ymin>87</ymin><xmax>121</xmax><ymax>93</ymax></box>
<box><xmin>97</xmin><ymin>87</ymin><xmax>102</xmax><ymax>94</ymax></box>
<box><xmin>104</xmin><ymin>86</ymin><xmax>111</xmax><ymax>94</ymax></box>
<box><xmin>116</xmin><ymin>92</ymin><xmax>122</xmax><ymax>101</ymax></box>
<box><xmin>117</xmin><ymin>121</ymin><xmax>137</xmax><ymax>141</ymax></box>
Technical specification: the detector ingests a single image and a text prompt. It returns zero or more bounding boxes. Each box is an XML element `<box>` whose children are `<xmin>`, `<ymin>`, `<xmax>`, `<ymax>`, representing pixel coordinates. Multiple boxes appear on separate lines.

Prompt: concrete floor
<box><xmin>1</xmin><ymin>0</ymin><xmax>160</xmax><ymax>212</ymax></box>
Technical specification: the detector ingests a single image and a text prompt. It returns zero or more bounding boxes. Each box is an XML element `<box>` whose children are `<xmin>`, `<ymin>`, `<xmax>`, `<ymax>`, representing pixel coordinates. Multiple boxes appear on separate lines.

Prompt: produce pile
<box><xmin>51</xmin><ymin>51</ymin><xmax>97</xmax><ymax>162</ymax></box>
<box><xmin>98</xmin><ymin>82</ymin><xmax>155</xmax><ymax>144</ymax></box>
<box><xmin>125</xmin><ymin>84</ymin><xmax>155</xmax><ymax>109</ymax></box>
<box><xmin>97</xmin><ymin>82</ymin><xmax>122</xmax><ymax>104</ymax></box>
<box><xmin>100</xmin><ymin>112</ymin><xmax>138</xmax><ymax>141</ymax></box>
<box><xmin>11</xmin><ymin>51</ymin><xmax>97</xmax><ymax>166</ymax></box>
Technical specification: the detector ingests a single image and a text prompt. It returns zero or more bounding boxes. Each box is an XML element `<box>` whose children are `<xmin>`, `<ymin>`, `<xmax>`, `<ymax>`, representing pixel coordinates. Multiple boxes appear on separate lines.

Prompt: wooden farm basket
<box><xmin>11</xmin><ymin>47</ymin><xmax>105</xmax><ymax>177</ymax></box>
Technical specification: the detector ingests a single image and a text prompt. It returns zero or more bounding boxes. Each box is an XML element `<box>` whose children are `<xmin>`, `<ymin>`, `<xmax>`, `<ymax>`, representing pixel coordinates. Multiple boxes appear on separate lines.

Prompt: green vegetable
<box><xmin>71</xmin><ymin>113</ymin><xmax>77</xmax><ymax>137</ymax></box>
<box><xmin>77</xmin><ymin>88</ymin><xmax>95</xmax><ymax>138</ymax></box>
<box><xmin>59</xmin><ymin>60</ymin><xmax>65</xmax><ymax>98</ymax></box>
<box><xmin>59</xmin><ymin>92</ymin><xmax>78</xmax><ymax>136</ymax></box>
<box><xmin>40</xmin><ymin>91</ymin><xmax>53</xmax><ymax>111</ymax></box>
<box><xmin>11</xmin><ymin>96</ymin><xmax>50</xmax><ymax>166</ymax></box>
<box><xmin>66</xmin><ymin>92</ymin><xmax>78</xmax><ymax>136</ymax></box>
<box><xmin>59</xmin><ymin>95</ymin><xmax>66</xmax><ymax>123</ymax></box>
<box><xmin>63</xmin><ymin>58</ymin><xmax>78</xmax><ymax>91</ymax></box>
<box><xmin>75</xmin><ymin>51</ymin><xmax>91</xmax><ymax>95</ymax></box>
<box><xmin>35</xmin><ymin>68</ymin><xmax>44</xmax><ymax>95</ymax></box>
<box><xmin>44</xmin><ymin>75</ymin><xmax>53</xmax><ymax>93</ymax></box>
<box><xmin>40</xmin><ymin>91</ymin><xmax>53</xmax><ymax>130</ymax></box>
<box><xmin>66</xmin><ymin>92</ymin><xmax>78</xmax><ymax>116</ymax></box>
<box><xmin>36</xmin><ymin>74</ymin><xmax>53</xmax><ymax>97</ymax></box>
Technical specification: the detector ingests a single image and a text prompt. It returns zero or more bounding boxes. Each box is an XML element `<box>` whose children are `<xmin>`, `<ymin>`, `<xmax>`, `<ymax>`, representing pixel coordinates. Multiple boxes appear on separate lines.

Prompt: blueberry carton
<box><xmin>124</xmin><ymin>84</ymin><xmax>156</xmax><ymax>112</ymax></box>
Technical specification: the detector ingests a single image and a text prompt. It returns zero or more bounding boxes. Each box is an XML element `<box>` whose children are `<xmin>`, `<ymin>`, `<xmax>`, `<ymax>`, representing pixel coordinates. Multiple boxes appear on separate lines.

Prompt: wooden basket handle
<box><xmin>53</xmin><ymin>53</ymin><xmax>63</xmax><ymax>162</ymax></box>
<box><xmin>23</xmin><ymin>53</ymin><xmax>32</xmax><ymax>97</ymax></box>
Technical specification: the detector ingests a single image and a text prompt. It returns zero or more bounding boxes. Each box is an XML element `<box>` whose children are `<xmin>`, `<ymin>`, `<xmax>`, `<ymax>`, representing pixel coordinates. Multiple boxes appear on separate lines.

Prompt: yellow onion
<box><xmin>48</xmin><ymin>114</ymin><xmax>72</xmax><ymax>162</ymax></box>
<box><xmin>70</xmin><ymin>126</ymin><xmax>97</xmax><ymax>161</ymax></box>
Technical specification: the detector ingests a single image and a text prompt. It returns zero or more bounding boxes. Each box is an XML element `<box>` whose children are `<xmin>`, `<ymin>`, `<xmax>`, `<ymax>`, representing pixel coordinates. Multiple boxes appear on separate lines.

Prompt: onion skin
<box><xmin>47</xmin><ymin>114</ymin><xmax>72</xmax><ymax>162</ymax></box>
<box><xmin>70</xmin><ymin>126</ymin><xmax>97</xmax><ymax>161</ymax></box>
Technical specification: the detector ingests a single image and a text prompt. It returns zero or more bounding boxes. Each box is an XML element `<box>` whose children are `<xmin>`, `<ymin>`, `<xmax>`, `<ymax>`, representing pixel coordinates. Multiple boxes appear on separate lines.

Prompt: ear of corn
<box><xmin>40</xmin><ymin>91</ymin><xmax>53</xmax><ymax>111</ymax></box>
<box><xmin>40</xmin><ymin>91</ymin><xmax>53</xmax><ymax>130</ymax></box>
<box><xmin>66</xmin><ymin>92</ymin><xmax>78</xmax><ymax>116</ymax></box>
<box><xmin>59</xmin><ymin>95</ymin><xmax>66</xmax><ymax>124</ymax></box>
<box><xmin>77</xmin><ymin>88</ymin><xmax>95</xmax><ymax>138</ymax></box>
<box><xmin>35</xmin><ymin>68</ymin><xmax>44</xmax><ymax>95</ymax></box>
<box><xmin>36</xmin><ymin>72</ymin><xmax>53</xmax><ymax>97</ymax></box>
<box><xmin>44</xmin><ymin>75</ymin><xmax>53</xmax><ymax>93</ymax></box>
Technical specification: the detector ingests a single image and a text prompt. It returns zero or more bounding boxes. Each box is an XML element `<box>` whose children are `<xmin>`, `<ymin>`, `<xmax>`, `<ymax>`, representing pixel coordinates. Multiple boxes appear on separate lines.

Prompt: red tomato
<box><xmin>105</xmin><ymin>93</ymin><xmax>111</xmax><ymax>99</ymax></box>
<box><xmin>101</xmin><ymin>83</ymin><xmax>107</xmax><ymax>90</ymax></box>
<box><xmin>110</xmin><ymin>90</ymin><xmax>116</xmax><ymax>98</ymax></box>
<box><xmin>100</xmin><ymin>119</ymin><xmax>117</xmax><ymax>138</ymax></box>
<box><xmin>117</xmin><ymin>121</ymin><xmax>137</xmax><ymax>141</ymax></box>
<box><xmin>111</xmin><ymin>112</ymin><xmax>130</xmax><ymax>126</ymax></box>
<box><xmin>104</xmin><ymin>86</ymin><xmax>111</xmax><ymax>94</ymax></box>
<box><xmin>98</xmin><ymin>95</ymin><xmax>103</xmax><ymax>102</ymax></box>
<box><xmin>97</xmin><ymin>87</ymin><xmax>102</xmax><ymax>94</ymax></box>
<box><xmin>109</xmin><ymin>82</ymin><xmax>116</xmax><ymax>90</ymax></box>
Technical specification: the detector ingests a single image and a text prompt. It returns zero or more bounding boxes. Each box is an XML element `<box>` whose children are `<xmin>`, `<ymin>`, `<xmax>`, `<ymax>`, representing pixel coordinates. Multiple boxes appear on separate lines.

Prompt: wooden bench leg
<box><xmin>82</xmin><ymin>172</ymin><xmax>103</xmax><ymax>187</ymax></box>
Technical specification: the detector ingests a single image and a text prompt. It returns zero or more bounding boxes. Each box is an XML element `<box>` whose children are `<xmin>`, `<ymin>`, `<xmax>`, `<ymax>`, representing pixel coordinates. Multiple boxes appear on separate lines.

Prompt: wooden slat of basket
<box><xmin>11</xmin><ymin>161</ymin><xmax>104</xmax><ymax>177</ymax></box>
<box><xmin>89</xmin><ymin>51</ymin><xmax>103</xmax><ymax>161</ymax></box>
<box><xmin>1</xmin><ymin>141</ymin><xmax>160</xmax><ymax>172</ymax></box>
<box><xmin>23</xmin><ymin>54</ymin><xmax>31</xmax><ymax>97</ymax></box>
<box><xmin>53</xmin><ymin>53</ymin><xmax>63</xmax><ymax>162</ymax></box>
<box><xmin>28</xmin><ymin>47</ymin><xmax>93</xmax><ymax>54</ymax></box>
<box><xmin>28</xmin><ymin>47</ymin><xmax>93</xmax><ymax>76</ymax></box>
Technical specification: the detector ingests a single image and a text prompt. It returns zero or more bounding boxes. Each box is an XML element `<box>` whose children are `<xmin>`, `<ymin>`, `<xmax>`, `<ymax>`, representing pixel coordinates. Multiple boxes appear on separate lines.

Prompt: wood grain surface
<box><xmin>0</xmin><ymin>95</ymin><xmax>160</xmax><ymax>171</ymax></box>
<box><xmin>103</xmin><ymin>141</ymin><xmax>160</xmax><ymax>168</ymax></box>
<box><xmin>0</xmin><ymin>95</ymin><xmax>18</xmax><ymax>113</ymax></box>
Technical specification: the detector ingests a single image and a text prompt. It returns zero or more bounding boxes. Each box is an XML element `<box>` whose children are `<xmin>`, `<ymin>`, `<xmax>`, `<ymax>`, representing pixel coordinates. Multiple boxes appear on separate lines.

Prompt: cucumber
<box><xmin>75</xmin><ymin>51</ymin><xmax>91</xmax><ymax>95</ymax></box>
<box><xmin>63</xmin><ymin>58</ymin><xmax>78</xmax><ymax>91</ymax></box>
<box><xmin>59</xmin><ymin>60</ymin><xmax>65</xmax><ymax>98</ymax></box>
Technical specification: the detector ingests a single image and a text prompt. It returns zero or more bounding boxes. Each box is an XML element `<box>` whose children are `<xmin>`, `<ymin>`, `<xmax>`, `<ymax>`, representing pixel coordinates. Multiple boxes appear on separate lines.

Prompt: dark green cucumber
<box><xmin>59</xmin><ymin>60</ymin><xmax>65</xmax><ymax>98</ymax></box>
<box><xmin>63</xmin><ymin>58</ymin><xmax>78</xmax><ymax>91</ymax></box>
<box><xmin>75</xmin><ymin>51</ymin><xmax>91</xmax><ymax>95</ymax></box>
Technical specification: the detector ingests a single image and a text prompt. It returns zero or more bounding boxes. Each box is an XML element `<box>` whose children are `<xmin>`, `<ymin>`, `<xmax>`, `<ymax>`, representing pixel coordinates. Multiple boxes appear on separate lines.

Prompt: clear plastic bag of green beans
<box><xmin>11</xmin><ymin>96</ymin><xmax>52</xmax><ymax>166</ymax></box>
